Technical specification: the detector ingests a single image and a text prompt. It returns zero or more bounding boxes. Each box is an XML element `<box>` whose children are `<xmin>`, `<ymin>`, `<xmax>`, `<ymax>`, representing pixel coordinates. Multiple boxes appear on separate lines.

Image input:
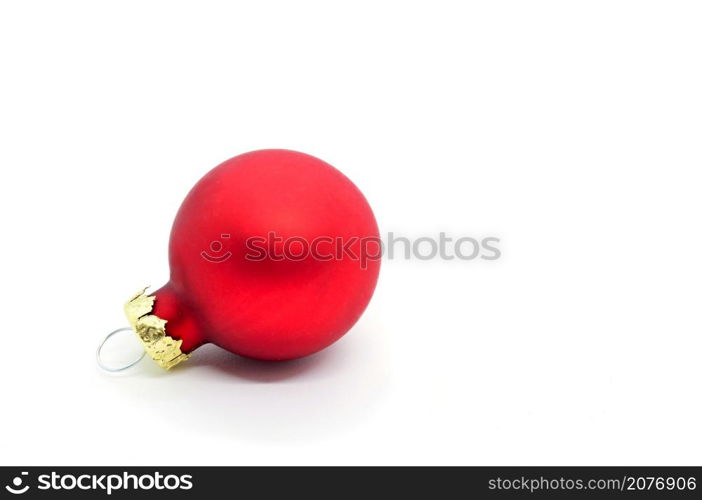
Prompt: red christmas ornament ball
<box><xmin>149</xmin><ymin>149</ymin><xmax>380</xmax><ymax>361</ymax></box>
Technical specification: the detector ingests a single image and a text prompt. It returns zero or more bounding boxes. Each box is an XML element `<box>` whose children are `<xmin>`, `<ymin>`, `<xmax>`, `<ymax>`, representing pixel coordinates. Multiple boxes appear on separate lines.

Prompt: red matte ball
<box><xmin>151</xmin><ymin>149</ymin><xmax>380</xmax><ymax>360</ymax></box>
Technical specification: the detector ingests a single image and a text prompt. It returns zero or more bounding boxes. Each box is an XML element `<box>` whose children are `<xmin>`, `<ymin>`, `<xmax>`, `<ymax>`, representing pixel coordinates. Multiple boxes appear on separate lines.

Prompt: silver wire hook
<box><xmin>96</xmin><ymin>327</ymin><xmax>146</xmax><ymax>372</ymax></box>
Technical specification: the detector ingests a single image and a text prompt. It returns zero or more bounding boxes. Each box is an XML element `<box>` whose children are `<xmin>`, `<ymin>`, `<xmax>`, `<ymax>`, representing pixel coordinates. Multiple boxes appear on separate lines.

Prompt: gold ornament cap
<box><xmin>124</xmin><ymin>288</ymin><xmax>191</xmax><ymax>370</ymax></box>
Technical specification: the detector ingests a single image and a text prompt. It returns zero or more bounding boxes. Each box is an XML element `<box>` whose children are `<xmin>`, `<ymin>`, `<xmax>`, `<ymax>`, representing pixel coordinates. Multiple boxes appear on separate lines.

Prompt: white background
<box><xmin>1</xmin><ymin>1</ymin><xmax>700</xmax><ymax>465</ymax></box>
